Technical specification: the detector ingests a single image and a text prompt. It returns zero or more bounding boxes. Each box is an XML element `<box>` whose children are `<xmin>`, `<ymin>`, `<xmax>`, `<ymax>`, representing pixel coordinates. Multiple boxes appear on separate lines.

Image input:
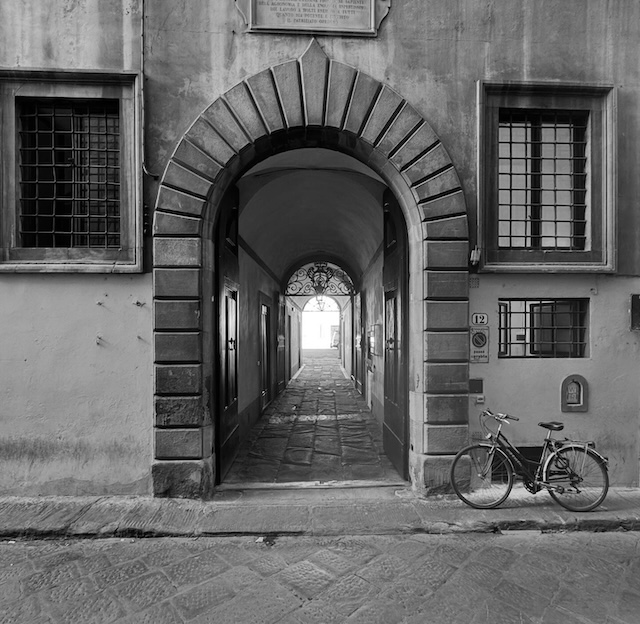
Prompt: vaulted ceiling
<box><xmin>238</xmin><ymin>148</ymin><xmax>385</xmax><ymax>287</ymax></box>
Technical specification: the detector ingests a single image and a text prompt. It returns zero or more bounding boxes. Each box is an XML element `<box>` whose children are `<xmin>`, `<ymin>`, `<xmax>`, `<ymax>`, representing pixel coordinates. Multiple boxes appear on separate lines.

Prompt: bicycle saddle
<box><xmin>538</xmin><ymin>421</ymin><xmax>564</xmax><ymax>431</ymax></box>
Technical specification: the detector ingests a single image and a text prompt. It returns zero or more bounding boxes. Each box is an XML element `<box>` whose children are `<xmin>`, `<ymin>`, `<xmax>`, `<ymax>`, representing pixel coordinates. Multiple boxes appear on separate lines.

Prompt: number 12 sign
<box><xmin>471</xmin><ymin>313</ymin><xmax>488</xmax><ymax>325</ymax></box>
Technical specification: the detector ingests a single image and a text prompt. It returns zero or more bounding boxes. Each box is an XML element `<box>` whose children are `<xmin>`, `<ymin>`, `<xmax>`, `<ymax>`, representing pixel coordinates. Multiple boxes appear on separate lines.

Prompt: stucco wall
<box><xmin>469</xmin><ymin>274</ymin><xmax>640</xmax><ymax>485</ymax></box>
<box><xmin>0</xmin><ymin>274</ymin><xmax>153</xmax><ymax>494</ymax></box>
<box><xmin>3</xmin><ymin>0</ymin><xmax>141</xmax><ymax>71</ymax></box>
<box><xmin>0</xmin><ymin>1</ymin><xmax>151</xmax><ymax>494</ymax></box>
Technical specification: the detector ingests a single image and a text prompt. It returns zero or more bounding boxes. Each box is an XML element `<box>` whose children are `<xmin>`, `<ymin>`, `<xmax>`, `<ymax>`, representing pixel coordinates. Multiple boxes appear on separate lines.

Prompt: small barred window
<box><xmin>499</xmin><ymin>299</ymin><xmax>588</xmax><ymax>358</ymax></box>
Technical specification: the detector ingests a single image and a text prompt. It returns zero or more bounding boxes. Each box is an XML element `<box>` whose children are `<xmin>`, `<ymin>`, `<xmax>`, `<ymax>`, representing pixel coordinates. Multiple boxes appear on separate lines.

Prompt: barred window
<box><xmin>479</xmin><ymin>83</ymin><xmax>615</xmax><ymax>271</ymax></box>
<box><xmin>498</xmin><ymin>110</ymin><xmax>588</xmax><ymax>251</ymax></box>
<box><xmin>499</xmin><ymin>299</ymin><xmax>588</xmax><ymax>358</ymax></box>
<box><xmin>0</xmin><ymin>74</ymin><xmax>140</xmax><ymax>272</ymax></box>
<box><xmin>18</xmin><ymin>99</ymin><xmax>121</xmax><ymax>249</ymax></box>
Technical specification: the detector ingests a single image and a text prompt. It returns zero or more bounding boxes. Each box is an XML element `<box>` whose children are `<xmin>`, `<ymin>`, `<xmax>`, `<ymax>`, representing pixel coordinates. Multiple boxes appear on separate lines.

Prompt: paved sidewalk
<box><xmin>1</xmin><ymin>485</ymin><xmax>640</xmax><ymax>540</ymax></box>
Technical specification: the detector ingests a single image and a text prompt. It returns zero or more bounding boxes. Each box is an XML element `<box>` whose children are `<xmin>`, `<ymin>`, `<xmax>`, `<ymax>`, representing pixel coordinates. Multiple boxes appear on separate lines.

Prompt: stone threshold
<box><xmin>215</xmin><ymin>479</ymin><xmax>407</xmax><ymax>491</ymax></box>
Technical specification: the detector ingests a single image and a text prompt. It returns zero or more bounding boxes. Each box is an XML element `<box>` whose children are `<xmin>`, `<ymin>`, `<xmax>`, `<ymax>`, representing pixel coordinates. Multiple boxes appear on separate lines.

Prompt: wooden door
<box><xmin>260</xmin><ymin>303</ymin><xmax>271</xmax><ymax>411</ymax></box>
<box><xmin>285</xmin><ymin>312</ymin><xmax>291</xmax><ymax>386</ymax></box>
<box><xmin>383</xmin><ymin>189</ymin><xmax>408</xmax><ymax>479</ymax></box>
<box><xmin>354</xmin><ymin>293</ymin><xmax>364</xmax><ymax>394</ymax></box>
<box><xmin>216</xmin><ymin>188</ymin><xmax>240</xmax><ymax>482</ymax></box>
<box><xmin>276</xmin><ymin>294</ymin><xmax>286</xmax><ymax>393</ymax></box>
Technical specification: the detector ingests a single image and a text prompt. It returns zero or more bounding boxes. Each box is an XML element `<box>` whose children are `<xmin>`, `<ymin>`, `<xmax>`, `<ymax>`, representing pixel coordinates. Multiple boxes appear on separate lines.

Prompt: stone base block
<box><xmin>424</xmin><ymin>423</ymin><xmax>469</xmax><ymax>454</ymax></box>
<box><xmin>410</xmin><ymin>452</ymin><xmax>457</xmax><ymax>495</ymax></box>
<box><xmin>152</xmin><ymin>458</ymin><xmax>214</xmax><ymax>499</ymax></box>
<box><xmin>425</xmin><ymin>394</ymin><xmax>468</xmax><ymax>424</ymax></box>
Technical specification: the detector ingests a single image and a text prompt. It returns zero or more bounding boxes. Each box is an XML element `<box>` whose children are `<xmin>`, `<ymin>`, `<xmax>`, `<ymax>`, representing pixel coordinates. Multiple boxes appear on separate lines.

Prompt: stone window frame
<box><xmin>478</xmin><ymin>81</ymin><xmax>616</xmax><ymax>273</ymax></box>
<box><xmin>0</xmin><ymin>70</ymin><xmax>142</xmax><ymax>272</ymax></box>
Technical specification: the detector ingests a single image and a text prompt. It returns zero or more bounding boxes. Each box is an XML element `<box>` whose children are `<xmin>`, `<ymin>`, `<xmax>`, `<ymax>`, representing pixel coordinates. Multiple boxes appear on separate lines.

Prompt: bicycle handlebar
<box><xmin>484</xmin><ymin>408</ymin><xmax>520</xmax><ymax>422</ymax></box>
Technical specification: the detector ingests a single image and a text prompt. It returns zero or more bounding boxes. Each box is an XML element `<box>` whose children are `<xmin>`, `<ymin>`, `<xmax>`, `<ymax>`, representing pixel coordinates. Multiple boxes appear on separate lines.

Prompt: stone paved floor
<box><xmin>2</xmin><ymin>532</ymin><xmax>639</xmax><ymax>623</ymax></box>
<box><xmin>225</xmin><ymin>350</ymin><xmax>403</xmax><ymax>485</ymax></box>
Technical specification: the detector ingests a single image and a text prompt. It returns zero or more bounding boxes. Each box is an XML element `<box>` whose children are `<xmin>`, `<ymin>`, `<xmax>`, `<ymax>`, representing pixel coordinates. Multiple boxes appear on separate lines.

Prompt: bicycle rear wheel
<box><xmin>450</xmin><ymin>444</ymin><xmax>514</xmax><ymax>509</ymax></box>
<box><xmin>545</xmin><ymin>446</ymin><xmax>609</xmax><ymax>512</ymax></box>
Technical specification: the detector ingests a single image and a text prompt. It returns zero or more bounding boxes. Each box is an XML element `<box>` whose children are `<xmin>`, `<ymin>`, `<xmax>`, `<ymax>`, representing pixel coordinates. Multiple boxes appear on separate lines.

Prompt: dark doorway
<box><xmin>216</xmin><ymin>189</ymin><xmax>240</xmax><ymax>483</ymax></box>
<box><xmin>382</xmin><ymin>189</ymin><xmax>409</xmax><ymax>480</ymax></box>
<box><xmin>216</xmin><ymin>151</ymin><xmax>409</xmax><ymax>487</ymax></box>
<box><xmin>260</xmin><ymin>302</ymin><xmax>271</xmax><ymax>412</ymax></box>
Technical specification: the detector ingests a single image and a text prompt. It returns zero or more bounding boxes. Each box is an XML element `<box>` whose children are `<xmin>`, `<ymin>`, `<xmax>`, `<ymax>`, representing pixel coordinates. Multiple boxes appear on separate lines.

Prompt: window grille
<box><xmin>498</xmin><ymin>110</ymin><xmax>588</xmax><ymax>251</ymax></box>
<box><xmin>479</xmin><ymin>83</ymin><xmax>614</xmax><ymax>271</ymax></box>
<box><xmin>499</xmin><ymin>299</ymin><xmax>588</xmax><ymax>358</ymax></box>
<box><xmin>18</xmin><ymin>99</ymin><xmax>121</xmax><ymax>248</ymax></box>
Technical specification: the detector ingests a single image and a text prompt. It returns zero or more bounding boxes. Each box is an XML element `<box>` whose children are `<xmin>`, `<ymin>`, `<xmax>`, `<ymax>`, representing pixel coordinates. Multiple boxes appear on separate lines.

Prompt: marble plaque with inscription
<box><xmin>235</xmin><ymin>0</ymin><xmax>391</xmax><ymax>36</ymax></box>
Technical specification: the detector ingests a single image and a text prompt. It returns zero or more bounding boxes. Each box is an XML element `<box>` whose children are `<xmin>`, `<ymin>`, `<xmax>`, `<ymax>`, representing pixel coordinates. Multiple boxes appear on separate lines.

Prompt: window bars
<box><xmin>18</xmin><ymin>99</ymin><xmax>121</xmax><ymax>248</ymax></box>
<box><xmin>497</xmin><ymin>110</ymin><xmax>589</xmax><ymax>251</ymax></box>
<box><xmin>499</xmin><ymin>299</ymin><xmax>588</xmax><ymax>358</ymax></box>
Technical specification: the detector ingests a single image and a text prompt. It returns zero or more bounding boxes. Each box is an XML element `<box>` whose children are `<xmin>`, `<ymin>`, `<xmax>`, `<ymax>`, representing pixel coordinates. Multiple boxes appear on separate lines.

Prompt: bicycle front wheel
<box><xmin>450</xmin><ymin>444</ymin><xmax>514</xmax><ymax>509</ymax></box>
<box><xmin>544</xmin><ymin>446</ymin><xmax>609</xmax><ymax>512</ymax></box>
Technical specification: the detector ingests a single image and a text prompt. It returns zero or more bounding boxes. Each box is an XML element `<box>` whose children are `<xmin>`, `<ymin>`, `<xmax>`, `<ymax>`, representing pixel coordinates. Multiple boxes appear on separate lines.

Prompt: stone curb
<box><xmin>1</xmin><ymin>488</ymin><xmax>639</xmax><ymax>539</ymax></box>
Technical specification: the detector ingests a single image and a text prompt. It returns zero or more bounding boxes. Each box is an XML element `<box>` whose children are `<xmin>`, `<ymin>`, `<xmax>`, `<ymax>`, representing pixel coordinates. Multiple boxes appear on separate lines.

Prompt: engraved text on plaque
<box><xmin>235</xmin><ymin>0</ymin><xmax>390</xmax><ymax>36</ymax></box>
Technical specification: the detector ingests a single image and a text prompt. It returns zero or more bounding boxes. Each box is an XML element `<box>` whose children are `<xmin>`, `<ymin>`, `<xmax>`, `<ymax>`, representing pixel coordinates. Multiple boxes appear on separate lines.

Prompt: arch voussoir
<box><xmin>246</xmin><ymin>69</ymin><xmax>286</xmax><ymax>133</ymax></box>
<box><xmin>163</xmin><ymin>162</ymin><xmax>211</xmax><ymax>199</ymax></box>
<box><xmin>272</xmin><ymin>61</ymin><xmax>305</xmax><ymax>127</ymax></box>
<box><xmin>422</xmin><ymin>215</ymin><xmax>469</xmax><ymax>239</ymax></box>
<box><xmin>390</xmin><ymin>124</ymin><xmax>439</xmax><ymax>171</ymax></box>
<box><xmin>202</xmin><ymin>99</ymin><xmax>252</xmax><ymax>153</ymax></box>
<box><xmin>173</xmin><ymin>140</ymin><xmax>223</xmax><ymax>182</ymax></box>
<box><xmin>224</xmin><ymin>82</ymin><xmax>269</xmax><ymax>141</ymax></box>
<box><xmin>414</xmin><ymin>169</ymin><xmax>462</xmax><ymax>203</ymax></box>
<box><xmin>156</xmin><ymin>186</ymin><xmax>207</xmax><ymax>219</ymax></box>
<box><xmin>186</xmin><ymin>118</ymin><xmax>237</xmax><ymax>167</ymax></box>
<box><xmin>403</xmin><ymin>143</ymin><xmax>452</xmax><ymax>185</ymax></box>
<box><xmin>361</xmin><ymin>86</ymin><xmax>404</xmax><ymax>145</ymax></box>
<box><xmin>326</xmin><ymin>61</ymin><xmax>357</xmax><ymax>129</ymax></box>
<box><xmin>376</xmin><ymin>104</ymin><xmax>424</xmax><ymax>157</ymax></box>
<box><xmin>418</xmin><ymin>191</ymin><xmax>466</xmax><ymax>221</ymax></box>
<box><xmin>343</xmin><ymin>72</ymin><xmax>380</xmax><ymax>134</ymax></box>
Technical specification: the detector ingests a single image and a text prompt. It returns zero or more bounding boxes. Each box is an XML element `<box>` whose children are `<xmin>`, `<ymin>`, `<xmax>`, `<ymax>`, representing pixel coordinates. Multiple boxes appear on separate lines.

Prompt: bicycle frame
<box><xmin>486</xmin><ymin>420</ymin><xmax>569</xmax><ymax>493</ymax></box>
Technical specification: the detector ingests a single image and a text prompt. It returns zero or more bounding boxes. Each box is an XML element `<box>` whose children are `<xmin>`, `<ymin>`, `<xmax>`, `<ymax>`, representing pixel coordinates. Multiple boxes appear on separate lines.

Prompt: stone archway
<box><xmin>152</xmin><ymin>40</ymin><xmax>470</xmax><ymax>498</ymax></box>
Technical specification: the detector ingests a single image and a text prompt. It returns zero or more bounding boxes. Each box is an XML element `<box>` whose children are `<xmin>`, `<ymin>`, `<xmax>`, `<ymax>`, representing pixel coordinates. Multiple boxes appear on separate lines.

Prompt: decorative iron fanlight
<box><xmin>285</xmin><ymin>261</ymin><xmax>355</xmax><ymax>297</ymax></box>
<box><xmin>308</xmin><ymin>262</ymin><xmax>333</xmax><ymax>296</ymax></box>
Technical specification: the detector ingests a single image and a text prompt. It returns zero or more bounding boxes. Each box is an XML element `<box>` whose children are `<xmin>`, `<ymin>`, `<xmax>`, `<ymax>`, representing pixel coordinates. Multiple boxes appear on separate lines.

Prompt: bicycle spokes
<box><xmin>450</xmin><ymin>444</ymin><xmax>514</xmax><ymax>509</ymax></box>
<box><xmin>544</xmin><ymin>446</ymin><xmax>609</xmax><ymax>512</ymax></box>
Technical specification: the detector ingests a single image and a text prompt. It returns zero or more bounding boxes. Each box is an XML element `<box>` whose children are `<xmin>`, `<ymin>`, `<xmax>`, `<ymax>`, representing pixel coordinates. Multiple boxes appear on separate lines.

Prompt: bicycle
<box><xmin>450</xmin><ymin>408</ymin><xmax>609</xmax><ymax>512</ymax></box>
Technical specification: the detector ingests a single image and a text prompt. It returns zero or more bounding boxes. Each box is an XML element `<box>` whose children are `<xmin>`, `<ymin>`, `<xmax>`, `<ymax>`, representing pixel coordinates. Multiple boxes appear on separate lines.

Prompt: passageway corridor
<box><xmin>225</xmin><ymin>350</ymin><xmax>403</xmax><ymax>485</ymax></box>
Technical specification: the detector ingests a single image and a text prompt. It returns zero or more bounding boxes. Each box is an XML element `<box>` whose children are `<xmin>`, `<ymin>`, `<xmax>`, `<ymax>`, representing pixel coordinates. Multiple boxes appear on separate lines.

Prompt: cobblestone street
<box><xmin>1</xmin><ymin>531</ymin><xmax>638</xmax><ymax>623</ymax></box>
